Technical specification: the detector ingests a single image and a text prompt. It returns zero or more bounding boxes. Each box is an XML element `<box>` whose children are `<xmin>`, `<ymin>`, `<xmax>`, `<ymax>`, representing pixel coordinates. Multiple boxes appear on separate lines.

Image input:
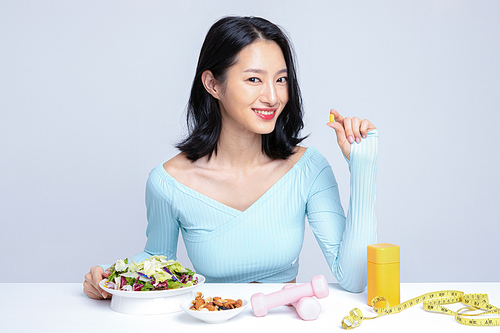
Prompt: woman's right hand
<box><xmin>83</xmin><ymin>266</ymin><xmax>111</xmax><ymax>299</ymax></box>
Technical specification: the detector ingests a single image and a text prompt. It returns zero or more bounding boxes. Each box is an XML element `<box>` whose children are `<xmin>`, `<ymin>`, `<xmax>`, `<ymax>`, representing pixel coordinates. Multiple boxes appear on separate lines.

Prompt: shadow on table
<box><xmin>329</xmin><ymin>283</ymin><xmax>368</xmax><ymax>303</ymax></box>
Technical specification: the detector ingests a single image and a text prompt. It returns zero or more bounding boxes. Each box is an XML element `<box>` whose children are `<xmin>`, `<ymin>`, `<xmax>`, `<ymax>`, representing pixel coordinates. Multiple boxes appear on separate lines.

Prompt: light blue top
<box><xmin>132</xmin><ymin>130</ymin><xmax>378</xmax><ymax>292</ymax></box>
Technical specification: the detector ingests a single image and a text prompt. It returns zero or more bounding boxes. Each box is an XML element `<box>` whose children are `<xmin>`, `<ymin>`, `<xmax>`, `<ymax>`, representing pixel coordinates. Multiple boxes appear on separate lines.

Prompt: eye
<box><xmin>277</xmin><ymin>77</ymin><xmax>288</xmax><ymax>83</ymax></box>
<box><xmin>248</xmin><ymin>77</ymin><xmax>261</xmax><ymax>83</ymax></box>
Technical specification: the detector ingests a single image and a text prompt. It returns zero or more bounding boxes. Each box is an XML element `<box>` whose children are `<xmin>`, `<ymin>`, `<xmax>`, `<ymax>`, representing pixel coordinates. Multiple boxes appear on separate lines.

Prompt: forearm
<box><xmin>336</xmin><ymin>130</ymin><xmax>378</xmax><ymax>292</ymax></box>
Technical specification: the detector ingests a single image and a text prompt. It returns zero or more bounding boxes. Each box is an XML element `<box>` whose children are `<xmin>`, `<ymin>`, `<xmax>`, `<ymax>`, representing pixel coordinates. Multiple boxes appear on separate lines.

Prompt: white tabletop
<box><xmin>1</xmin><ymin>282</ymin><xmax>499</xmax><ymax>332</ymax></box>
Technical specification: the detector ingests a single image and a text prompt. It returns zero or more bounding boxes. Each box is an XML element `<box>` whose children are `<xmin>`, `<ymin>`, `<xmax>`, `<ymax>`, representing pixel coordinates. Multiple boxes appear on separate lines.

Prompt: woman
<box><xmin>84</xmin><ymin>16</ymin><xmax>377</xmax><ymax>299</ymax></box>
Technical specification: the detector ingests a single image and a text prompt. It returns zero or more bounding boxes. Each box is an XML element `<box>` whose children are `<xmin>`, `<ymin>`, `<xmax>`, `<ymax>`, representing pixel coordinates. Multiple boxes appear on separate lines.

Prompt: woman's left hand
<box><xmin>327</xmin><ymin>109</ymin><xmax>376</xmax><ymax>160</ymax></box>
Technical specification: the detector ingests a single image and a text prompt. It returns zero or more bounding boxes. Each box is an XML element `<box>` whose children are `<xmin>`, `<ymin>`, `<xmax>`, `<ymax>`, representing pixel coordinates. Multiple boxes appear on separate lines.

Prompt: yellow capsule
<box><xmin>330</xmin><ymin>113</ymin><xmax>335</xmax><ymax>123</ymax></box>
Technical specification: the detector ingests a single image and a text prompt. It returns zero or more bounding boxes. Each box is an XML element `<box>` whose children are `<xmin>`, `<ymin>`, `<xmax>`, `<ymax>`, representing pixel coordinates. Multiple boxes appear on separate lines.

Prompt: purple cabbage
<box><xmin>163</xmin><ymin>267</ymin><xmax>179</xmax><ymax>282</ymax></box>
<box><xmin>120</xmin><ymin>276</ymin><xmax>127</xmax><ymax>290</ymax></box>
<box><xmin>133</xmin><ymin>277</ymin><xmax>144</xmax><ymax>291</ymax></box>
<box><xmin>156</xmin><ymin>281</ymin><xmax>169</xmax><ymax>290</ymax></box>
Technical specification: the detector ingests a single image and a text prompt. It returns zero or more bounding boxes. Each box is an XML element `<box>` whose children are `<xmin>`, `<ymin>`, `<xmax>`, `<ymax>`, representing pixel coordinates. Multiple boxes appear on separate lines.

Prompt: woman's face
<box><xmin>215</xmin><ymin>40</ymin><xmax>289</xmax><ymax>135</ymax></box>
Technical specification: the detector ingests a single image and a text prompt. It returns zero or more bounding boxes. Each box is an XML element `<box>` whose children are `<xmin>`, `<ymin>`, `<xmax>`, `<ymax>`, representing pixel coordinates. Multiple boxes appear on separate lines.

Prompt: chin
<box><xmin>254</xmin><ymin>124</ymin><xmax>277</xmax><ymax>135</ymax></box>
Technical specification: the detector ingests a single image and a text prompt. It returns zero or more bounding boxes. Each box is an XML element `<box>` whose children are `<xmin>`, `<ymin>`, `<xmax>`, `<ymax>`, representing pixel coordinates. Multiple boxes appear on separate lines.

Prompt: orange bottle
<box><xmin>367</xmin><ymin>243</ymin><xmax>400</xmax><ymax>307</ymax></box>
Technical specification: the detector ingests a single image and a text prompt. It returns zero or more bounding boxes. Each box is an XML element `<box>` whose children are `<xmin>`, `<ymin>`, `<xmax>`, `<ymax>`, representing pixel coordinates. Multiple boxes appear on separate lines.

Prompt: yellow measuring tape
<box><xmin>341</xmin><ymin>290</ymin><xmax>500</xmax><ymax>329</ymax></box>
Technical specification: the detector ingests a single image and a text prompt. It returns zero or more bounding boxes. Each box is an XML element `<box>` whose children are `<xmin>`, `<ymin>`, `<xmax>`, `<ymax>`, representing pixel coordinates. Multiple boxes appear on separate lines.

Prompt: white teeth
<box><xmin>254</xmin><ymin>110</ymin><xmax>275</xmax><ymax>115</ymax></box>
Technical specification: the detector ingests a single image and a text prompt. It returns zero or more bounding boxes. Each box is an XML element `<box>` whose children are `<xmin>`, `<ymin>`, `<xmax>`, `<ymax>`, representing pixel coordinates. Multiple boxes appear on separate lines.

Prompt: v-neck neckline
<box><xmin>159</xmin><ymin>147</ymin><xmax>313</xmax><ymax>214</ymax></box>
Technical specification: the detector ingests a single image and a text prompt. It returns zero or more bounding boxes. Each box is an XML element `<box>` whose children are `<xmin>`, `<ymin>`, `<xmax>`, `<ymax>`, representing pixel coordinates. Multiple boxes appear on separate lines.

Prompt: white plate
<box><xmin>180</xmin><ymin>297</ymin><xmax>249</xmax><ymax>324</ymax></box>
<box><xmin>99</xmin><ymin>274</ymin><xmax>205</xmax><ymax>315</ymax></box>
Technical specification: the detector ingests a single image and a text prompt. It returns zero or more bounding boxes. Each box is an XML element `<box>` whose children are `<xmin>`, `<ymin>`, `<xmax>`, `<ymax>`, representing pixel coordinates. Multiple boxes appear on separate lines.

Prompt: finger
<box><xmin>326</xmin><ymin>119</ymin><xmax>347</xmax><ymax>145</ymax></box>
<box><xmin>83</xmin><ymin>277</ymin><xmax>104</xmax><ymax>299</ymax></box>
<box><xmin>90</xmin><ymin>266</ymin><xmax>107</xmax><ymax>298</ymax></box>
<box><xmin>85</xmin><ymin>271</ymin><xmax>105</xmax><ymax>299</ymax></box>
<box><xmin>343</xmin><ymin>117</ymin><xmax>355</xmax><ymax>144</ymax></box>
<box><xmin>351</xmin><ymin>117</ymin><xmax>362</xmax><ymax>143</ymax></box>
<box><xmin>366</xmin><ymin>119</ymin><xmax>377</xmax><ymax>132</ymax></box>
<box><xmin>102</xmin><ymin>268</ymin><xmax>112</xmax><ymax>297</ymax></box>
<box><xmin>91</xmin><ymin>266</ymin><xmax>104</xmax><ymax>288</ymax></box>
<box><xmin>360</xmin><ymin>119</ymin><xmax>370</xmax><ymax>138</ymax></box>
<box><xmin>83</xmin><ymin>280</ymin><xmax>103</xmax><ymax>299</ymax></box>
<box><xmin>329</xmin><ymin>109</ymin><xmax>344</xmax><ymax>124</ymax></box>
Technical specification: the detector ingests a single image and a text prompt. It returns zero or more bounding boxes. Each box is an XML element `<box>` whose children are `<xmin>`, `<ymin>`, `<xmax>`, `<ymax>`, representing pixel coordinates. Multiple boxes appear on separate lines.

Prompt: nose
<box><xmin>259</xmin><ymin>81</ymin><xmax>278</xmax><ymax>106</ymax></box>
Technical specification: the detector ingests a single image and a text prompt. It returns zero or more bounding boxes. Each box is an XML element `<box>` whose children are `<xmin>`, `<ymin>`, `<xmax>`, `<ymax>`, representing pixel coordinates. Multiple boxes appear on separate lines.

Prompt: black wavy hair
<box><xmin>176</xmin><ymin>16</ymin><xmax>307</xmax><ymax>161</ymax></box>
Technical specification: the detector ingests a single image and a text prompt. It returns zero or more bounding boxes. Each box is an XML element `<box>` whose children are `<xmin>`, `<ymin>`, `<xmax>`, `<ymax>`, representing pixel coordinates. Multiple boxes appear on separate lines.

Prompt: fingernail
<box><xmin>362</xmin><ymin>134</ymin><xmax>367</xmax><ymax>139</ymax></box>
<box><xmin>102</xmin><ymin>292</ymin><xmax>107</xmax><ymax>299</ymax></box>
<box><xmin>348</xmin><ymin>136</ymin><xmax>354</xmax><ymax>143</ymax></box>
<box><xmin>356</xmin><ymin>137</ymin><xmax>361</xmax><ymax>143</ymax></box>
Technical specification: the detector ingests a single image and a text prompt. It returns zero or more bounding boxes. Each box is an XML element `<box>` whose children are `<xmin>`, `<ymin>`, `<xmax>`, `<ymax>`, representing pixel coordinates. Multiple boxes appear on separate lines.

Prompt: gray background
<box><xmin>1</xmin><ymin>0</ymin><xmax>499</xmax><ymax>284</ymax></box>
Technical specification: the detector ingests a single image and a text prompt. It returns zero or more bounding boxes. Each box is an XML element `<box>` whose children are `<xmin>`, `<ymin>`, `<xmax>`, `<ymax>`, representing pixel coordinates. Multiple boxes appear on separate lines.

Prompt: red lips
<box><xmin>253</xmin><ymin>108</ymin><xmax>277</xmax><ymax>120</ymax></box>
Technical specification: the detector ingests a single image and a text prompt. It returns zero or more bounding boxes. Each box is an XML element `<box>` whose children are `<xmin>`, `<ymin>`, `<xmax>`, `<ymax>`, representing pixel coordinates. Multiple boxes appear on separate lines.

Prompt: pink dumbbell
<box><xmin>282</xmin><ymin>284</ymin><xmax>322</xmax><ymax>320</ymax></box>
<box><xmin>251</xmin><ymin>275</ymin><xmax>329</xmax><ymax>317</ymax></box>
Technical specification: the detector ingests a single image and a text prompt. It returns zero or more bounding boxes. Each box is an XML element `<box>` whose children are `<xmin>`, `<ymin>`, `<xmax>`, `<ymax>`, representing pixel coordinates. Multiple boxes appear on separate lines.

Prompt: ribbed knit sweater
<box><xmin>131</xmin><ymin>130</ymin><xmax>378</xmax><ymax>292</ymax></box>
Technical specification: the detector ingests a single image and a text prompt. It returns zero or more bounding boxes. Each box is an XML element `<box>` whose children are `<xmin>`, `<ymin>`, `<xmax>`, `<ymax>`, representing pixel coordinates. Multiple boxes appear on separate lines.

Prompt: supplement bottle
<box><xmin>367</xmin><ymin>243</ymin><xmax>400</xmax><ymax>307</ymax></box>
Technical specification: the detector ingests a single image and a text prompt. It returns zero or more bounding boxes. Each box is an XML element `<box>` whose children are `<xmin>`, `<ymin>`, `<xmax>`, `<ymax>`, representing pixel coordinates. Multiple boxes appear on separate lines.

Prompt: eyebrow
<box><xmin>243</xmin><ymin>68</ymin><xmax>288</xmax><ymax>75</ymax></box>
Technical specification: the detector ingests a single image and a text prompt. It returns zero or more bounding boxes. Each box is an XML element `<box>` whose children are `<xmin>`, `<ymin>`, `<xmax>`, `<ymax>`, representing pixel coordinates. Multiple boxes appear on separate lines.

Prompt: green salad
<box><xmin>103</xmin><ymin>255</ymin><xmax>198</xmax><ymax>291</ymax></box>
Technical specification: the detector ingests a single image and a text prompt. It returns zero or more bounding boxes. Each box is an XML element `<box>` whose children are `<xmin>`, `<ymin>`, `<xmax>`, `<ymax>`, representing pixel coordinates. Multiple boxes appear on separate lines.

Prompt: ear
<box><xmin>201</xmin><ymin>70</ymin><xmax>220</xmax><ymax>99</ymax></box>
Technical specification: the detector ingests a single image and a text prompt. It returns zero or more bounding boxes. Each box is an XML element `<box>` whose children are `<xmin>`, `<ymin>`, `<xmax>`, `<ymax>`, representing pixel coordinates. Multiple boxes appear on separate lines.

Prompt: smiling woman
<box><xmin>177</xmin><ymin>16</ymin><xmax>306</xmax><ymax>162</ymax></box>
<box><xmin>202</xmin><ymin>40</ymin><xmax>289</xmax><ymax>136</ymax></box>
<box><xmin>84</xmin><ymin>16</ymin><xmax>378</xmax><ymax>300</ymax></box>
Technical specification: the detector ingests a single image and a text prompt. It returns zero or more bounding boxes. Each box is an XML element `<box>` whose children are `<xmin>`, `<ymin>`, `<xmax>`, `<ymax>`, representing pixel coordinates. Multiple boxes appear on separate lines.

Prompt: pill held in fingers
<box><xmin>330</xmin><ymin>113</ymin><xmax>335</xmax><ymax>123</ymax></box>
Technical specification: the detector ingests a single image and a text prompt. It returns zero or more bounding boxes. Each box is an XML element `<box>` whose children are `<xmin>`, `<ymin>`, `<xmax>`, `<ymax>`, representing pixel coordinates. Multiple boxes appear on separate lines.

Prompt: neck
<box><xmin>210</xmin><ymin>126</ymin><xmax>270</xmax><ymax>171</ymax></box>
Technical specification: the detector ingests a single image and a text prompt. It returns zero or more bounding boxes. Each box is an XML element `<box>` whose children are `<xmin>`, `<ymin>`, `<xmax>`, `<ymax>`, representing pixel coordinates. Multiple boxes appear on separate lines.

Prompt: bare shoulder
<box><xmin>163</xmin><ymin>153</ymin><xmax>194</xmax><ymax>182</ymax></box>
<box><xmin>290</xmin><ymin>146</ymin><xmax>307</xmax><ymax>164</ymax></box>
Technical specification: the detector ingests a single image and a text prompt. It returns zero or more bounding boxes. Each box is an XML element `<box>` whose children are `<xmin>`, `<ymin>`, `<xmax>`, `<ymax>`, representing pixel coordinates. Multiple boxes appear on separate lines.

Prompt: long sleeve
<box><xmin>306</xmin><ymin>130</ymin><xmax>378</xmax><ymax>292</ymax></box>
<box><xmin>132</xmin><ymin>167</ymin><xmax>180</xmax><ymax>263</ymax></box>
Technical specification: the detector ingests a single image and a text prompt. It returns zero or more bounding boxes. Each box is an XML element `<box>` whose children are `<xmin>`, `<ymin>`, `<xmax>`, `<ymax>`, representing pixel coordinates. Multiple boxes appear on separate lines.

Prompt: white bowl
<box><xmin>180</xmin><ymin>297</ymin><xmax>249</xmax><ymax>324</ymax></box>
<box><xmin>99</xmin><ymin>274</ymin><xmax>205</xmax><ymax>315</ymax></box>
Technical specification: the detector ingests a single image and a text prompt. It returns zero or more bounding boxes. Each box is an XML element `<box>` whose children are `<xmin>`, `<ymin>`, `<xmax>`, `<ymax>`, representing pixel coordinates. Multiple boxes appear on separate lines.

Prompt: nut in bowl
<box><xmin>180</xmin><ymin>292</ymin><xmax>249</xmax><ymax>324</ymax></box>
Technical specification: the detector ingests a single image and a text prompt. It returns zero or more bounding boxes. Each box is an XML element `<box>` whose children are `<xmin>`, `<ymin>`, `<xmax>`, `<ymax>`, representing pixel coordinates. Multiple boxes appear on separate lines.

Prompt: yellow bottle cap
<box><xmin>368</xmin><ymin>243</ymin><xmax>400</xmax><ymax>264</ymax></box>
